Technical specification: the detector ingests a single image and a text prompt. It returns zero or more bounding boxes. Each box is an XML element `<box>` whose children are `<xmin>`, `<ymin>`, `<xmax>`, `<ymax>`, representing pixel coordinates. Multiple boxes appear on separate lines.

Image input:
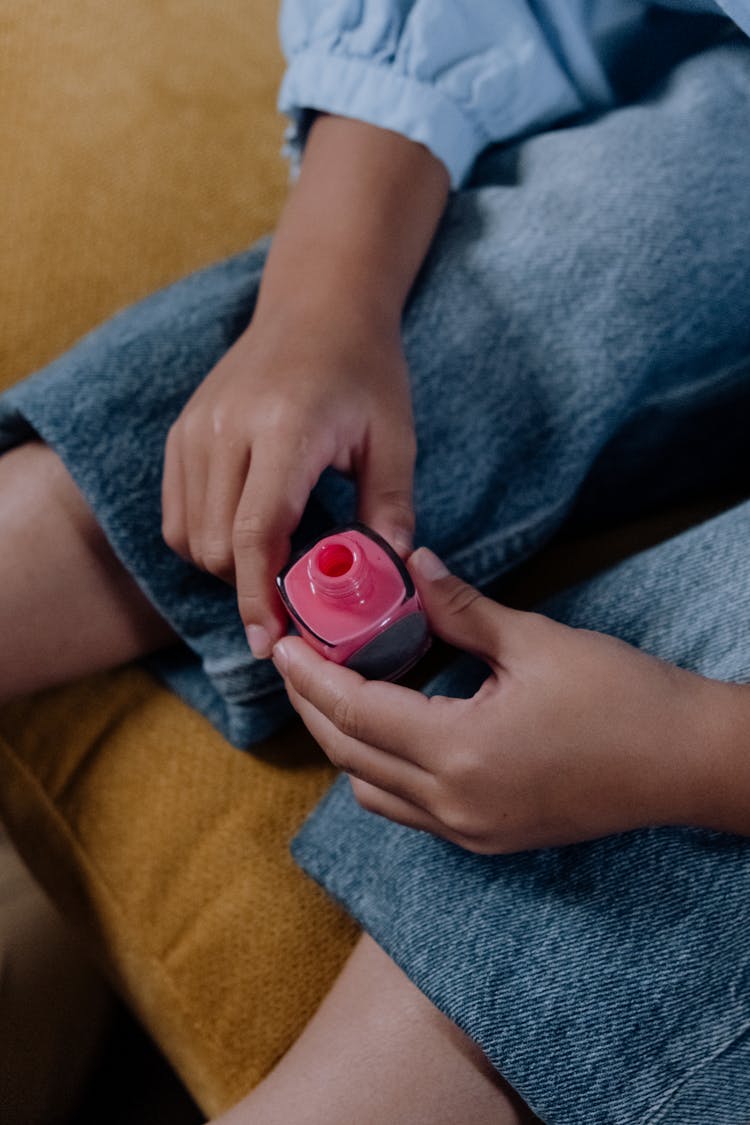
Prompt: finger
<box><xmin>356</xmin><ymin>420</ymin><xmax>416</xmax><ymax>558</ymax></box>
<box><xmin>273</xmin><ymin>636</ymin><xmax>440</xmax><ymax>768</ymax></box>
<box><xmin>233</xmin><ymin>434</ymin><xmax>329</xmax><ymax>655</ymax></box>
<box><xmin>183</xmin><ymin>436</ymin><xmax>210</xmax><ymax>569</ymax></box>
<box><xmin>161</xmin><ymin>424</ymin><xmax>190</xmax><ymax>559</ymax></box>
<box><xmin>283</xmin><ymin>680</ymin><xmax>434</xmax><ymax>810</ymax></box>
<box><xmin>199</xmin><ymin>438</ymin><xmax>250</xmax><ymax>582</ymax></box>
<box><xmin>408</xmin><ymin>548</ymin><xmax>525</xmax><ymax>668</ymax></box>
<box><xmin>166</xmin><ymin>407</ymin><xmax>212</xmax><ymax>568</ymax></box>
<box><xmin>347</xmin><ymin>777</ymin><xmax>450</xmax><ymax>838</ymax></box>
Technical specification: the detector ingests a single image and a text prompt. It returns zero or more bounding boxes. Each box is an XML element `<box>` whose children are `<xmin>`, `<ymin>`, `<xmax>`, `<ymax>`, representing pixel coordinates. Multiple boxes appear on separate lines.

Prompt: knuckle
<box><xmin>186</xmin><ymin>532</ymin><xmax>206</xmax><ymax>571</ymax></box>
<box><xmin>232</xmin><ymin>511</ymin><xmax>268</xmax><ymax>552</ymax></box>
<box><xmin>254</xmin><ymin>392</ymin><xmax>288</xmax><ymax>429</ymax></box>
<box><xmin>350</xmin><ymin>778</ymin><xmax>378</xmax><ymax>812</ymax></box>
<box><xmin>330</xmin><ymin>745</ymin><xmax>354</xmax><ymax>774</ymax></box>
<box><xmin>292</xmin><ymin>664</ymin><xmax>320</xmax><ymax>709</ymax></box>
<box><xmin>442</xmin><ymin>801</ymin><xmax>479</xmax><ymax>841</ymax></box>
<box><xmin>277</xmin><ymin>416</ymin><xmax>313</xmax><ymax>455</ymax></box>
<box><xmin>454</xmin><ymin>819</ymin><xmax>495</xmax><ymax>856</ymax></box>
<box><xmin>200</xmin><ymin>540</ymin><xmax>235</xmax><ymax>579</ymax></box>
<box><xmin>162</xmin><ymin>432</ymin><xmax>183</xmax><ymax>477</ymax></box>
<box><xmin>178</xmin><ymin>405</ymin><xmax>202</xmax><ymax>440</ymax></box>
<box><xmin>209</xmin><ymin>404</ymin><xmax>235</xmax><ymax>439</ymax></box>
<box><xmin>442</xmin><ymin>580</ymin><xmax>485</xmax><ymax>620</ymax></box>
<box><xmin>256</xmin><ymin>394</ymin><xmax>309</xmax><ymax>438</ymax></box>
<box><xmin>437</xmin><ymin>740</ymin><xmax>477</xmax><ymax>786</ymax></box>
<box><xmin>164</xmin><ymin>422</ymin><xmax>179</xmax><ymax>453</ymax></box>
<box><xmin>331</xmin><ymin>691</ymin><xmax>360</xmax><ymax>741</ymax></box>
<box><xmin>380</xmin><ymin>489</ymin><xmax>415</xmax><ymax>526</ymax></box>
<box><xmin>454</xmin><ymin>833</ymin><xmax>497</xmax><ymax>856</ymax></box>
<box><xmin>166</xmin><ymin>413</ymin><xmax>187</xmax><ymax>441</ymax></box>
<box><xmin>161</xmin><ymin>518</ymin><xmax>188</xmax><ymax>558</ymax></box>
<box><xmin>432</xmin><ymin>772</ymin><xmax>480</xmax><ymax>837</ymax></box>
<box><xmin>236</xmin><ymin>589</ymin><xmax>264</xmax><ymax>619</ymax></box>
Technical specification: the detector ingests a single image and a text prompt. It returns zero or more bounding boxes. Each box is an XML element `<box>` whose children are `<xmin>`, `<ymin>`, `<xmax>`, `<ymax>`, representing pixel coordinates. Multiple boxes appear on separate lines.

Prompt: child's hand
<box><xmin>160</xmin><ymin>115</ymin><xmax>450</xmax><ymax>657</ymax></box>
<box><xmin>271</xmin><ymin>548</ymin><xmax>732</xmax><ymax>854</ymax></box>
<box><xmin>162</xmin><ymin>310</ymin><xmax>415</xmax><ymax>656</ymax></box>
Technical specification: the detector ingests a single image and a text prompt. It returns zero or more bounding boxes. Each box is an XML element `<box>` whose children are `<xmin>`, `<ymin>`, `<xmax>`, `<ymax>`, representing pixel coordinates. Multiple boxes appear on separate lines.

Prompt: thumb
<box><xmin>408</xmin><ymin>547</ymin><xmax>518</xmax><ymax>667</ymax></box>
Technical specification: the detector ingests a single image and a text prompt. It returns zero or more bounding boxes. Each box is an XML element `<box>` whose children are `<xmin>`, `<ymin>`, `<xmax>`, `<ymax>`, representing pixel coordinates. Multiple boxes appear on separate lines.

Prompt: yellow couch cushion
<box><xmin>0</xmin><ymin>2</ymin><xmax>358</xmax><ymax>1116</ymax></box>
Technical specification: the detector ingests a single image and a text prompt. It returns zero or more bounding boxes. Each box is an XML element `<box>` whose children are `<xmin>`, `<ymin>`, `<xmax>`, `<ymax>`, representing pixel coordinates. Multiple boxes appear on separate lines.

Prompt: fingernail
<box><xmin>246</xmin><ymin>624</ymin><xmax>272</xmax><ymax>660</ymax></box>
<box><xmin>272</xmin><ymin>639</ymin><xmax>290</xmax><ymax>675</ymax></box>
<box><xmin>411</xmin><ymin>547</ymin><xmax>450</xmax><ymax>581</ymax></box>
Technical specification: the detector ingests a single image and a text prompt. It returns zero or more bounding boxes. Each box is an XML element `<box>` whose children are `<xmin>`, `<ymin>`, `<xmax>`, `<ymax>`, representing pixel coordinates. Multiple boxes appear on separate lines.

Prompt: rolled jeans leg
<box><xmin>1</xmin><ymin>45</ymin><xmax>748</xmax><ymax>748</ymax></box>
<box><xmin>331</xmin><ymin>39</ymin><xmax>750</xmax><ymax>585</ymax></box>
<box><xmin>291</xmin><ymin>497</ymin><xmax>750</xmax><ymax>1124</ymax></box>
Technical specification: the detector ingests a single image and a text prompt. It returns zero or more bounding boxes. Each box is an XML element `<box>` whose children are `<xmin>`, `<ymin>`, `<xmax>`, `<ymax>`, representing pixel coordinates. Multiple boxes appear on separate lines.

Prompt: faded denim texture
<box><xmin>2</xmin><ymin>38</ymin><xmax>749</xmax><ymax>750</ymax></box>
<box><xmin>2</xmin><ymin>37</ymin><xmax>750</xmax><ymax>1122</ymax></box>
<box><xmin>293</xmin><ymin>499</ymin><xmax>750</xmax><ymax>1123</ymax></box>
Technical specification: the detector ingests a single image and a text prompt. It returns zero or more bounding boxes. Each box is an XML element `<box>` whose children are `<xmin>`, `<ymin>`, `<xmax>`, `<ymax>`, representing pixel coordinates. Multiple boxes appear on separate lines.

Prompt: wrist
<box><xmin>252</xmin><ymin>248</ymin><xmax>404</xmax><ymax>341</ymax></box>
<box><xmin>248</xmin><ymin>281</ymin><xmax>403</xmax><ymax>357</ymax></box>
<box><xmin>684</xmin><ymin>679</ymin><xmax>750</xmax><ymax>835</ymax></box>
<box><xmin>253</xmin><ymin>114</ymin><xmax>448</xmax><ymax>337</ymax></box>
<box><xmin>620</xmin><ymin>664</ymin><xmax>739</xmax><ymax>834</ymax></box>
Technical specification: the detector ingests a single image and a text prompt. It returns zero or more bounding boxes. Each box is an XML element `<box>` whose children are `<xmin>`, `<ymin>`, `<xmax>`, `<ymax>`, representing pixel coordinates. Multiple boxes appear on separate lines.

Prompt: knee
<box><xmin>1</xmin><ymin>442</ymin><xmax>104</xmax><ymax>544</ymax></box>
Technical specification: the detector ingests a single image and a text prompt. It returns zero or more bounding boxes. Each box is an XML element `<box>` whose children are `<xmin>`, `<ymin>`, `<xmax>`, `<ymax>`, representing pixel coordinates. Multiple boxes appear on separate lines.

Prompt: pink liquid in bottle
<box><xmin>276</xmin><ymin>524</ymin><xmax>430</xmax><ymax>679</ymax></box>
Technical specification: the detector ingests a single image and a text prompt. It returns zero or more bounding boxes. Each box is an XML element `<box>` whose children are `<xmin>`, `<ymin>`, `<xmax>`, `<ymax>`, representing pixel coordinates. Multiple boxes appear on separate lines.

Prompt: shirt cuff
<box><xmin>277</xmin><ymin>50</ymin><xmax>491</xmax><ymax>190</ymax></box>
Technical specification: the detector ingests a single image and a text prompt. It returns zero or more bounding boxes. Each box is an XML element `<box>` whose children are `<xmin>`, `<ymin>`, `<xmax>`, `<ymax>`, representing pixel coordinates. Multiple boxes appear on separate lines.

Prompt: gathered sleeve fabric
<box><xmin>277</xmin><ymin>0</ymin><xmax>730</xmax><ymax>189</ymax></box>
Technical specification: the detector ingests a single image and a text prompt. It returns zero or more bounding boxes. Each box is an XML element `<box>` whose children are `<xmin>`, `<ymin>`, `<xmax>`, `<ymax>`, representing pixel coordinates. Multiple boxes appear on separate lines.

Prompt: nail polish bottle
<box><xmin>276</xmin><ymin>523</ymin><xmax>430</xmax><ymax>680</ymax></box>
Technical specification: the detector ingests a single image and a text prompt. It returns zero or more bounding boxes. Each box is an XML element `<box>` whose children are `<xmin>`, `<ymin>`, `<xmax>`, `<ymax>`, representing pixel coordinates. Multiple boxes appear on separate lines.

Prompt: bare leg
<box><xmin>1</xmin><ymin>445</ymin><xmax>537</xmax><ymax>1122</ymax></box>
<box><xmin>0</xmin><ymin>442</ymin><xmax>176</xmax><ymax>702</ymax></box>
<box><xmin>0</xmin><ymin>827</ymin><xmax>114</xmax><ymax>1125</ymax></box>
<box><xmin>215</xmin><ymin>933</ymin><xmax>539</xmax><ymax>1125</ymax></box>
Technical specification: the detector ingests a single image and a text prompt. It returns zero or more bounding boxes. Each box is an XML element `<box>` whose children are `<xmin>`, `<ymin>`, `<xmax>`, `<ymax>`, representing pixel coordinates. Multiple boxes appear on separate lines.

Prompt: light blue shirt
<box><xmin>278</xmin><ymin>1</ymin><xmax>749</xmax><ymax>187</ymax></box>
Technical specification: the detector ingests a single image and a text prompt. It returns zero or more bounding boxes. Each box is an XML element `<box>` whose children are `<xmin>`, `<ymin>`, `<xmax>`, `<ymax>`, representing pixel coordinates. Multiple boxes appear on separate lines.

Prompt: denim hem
<box><xmin>291</xmin><ymin>768</ymin><xmax>750</xmax><ymax>1124</ymax></box>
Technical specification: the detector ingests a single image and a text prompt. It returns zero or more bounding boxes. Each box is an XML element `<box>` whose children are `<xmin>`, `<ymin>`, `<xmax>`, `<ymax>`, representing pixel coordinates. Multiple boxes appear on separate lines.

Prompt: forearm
<box><xmin>253</xmin><ymin>114</ymin><xmax>450</xmax><ymax>334</ymax></box>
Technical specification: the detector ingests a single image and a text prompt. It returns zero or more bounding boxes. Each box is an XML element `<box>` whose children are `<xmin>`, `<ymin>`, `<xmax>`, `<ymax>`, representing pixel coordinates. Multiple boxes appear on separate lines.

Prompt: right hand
<box><xmin>161</xmin><ymin>304</ymin><xmax>417</xmax><ymax>658</ymax></box>
<box><xmin>274</xmin><ymin>547</ymin><xmax>726</xmax><ymax>854</ymax></box>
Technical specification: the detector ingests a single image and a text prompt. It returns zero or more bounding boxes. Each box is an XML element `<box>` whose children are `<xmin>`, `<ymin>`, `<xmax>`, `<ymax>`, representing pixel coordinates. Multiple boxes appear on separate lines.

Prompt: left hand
<box><xmin>272</xmin><ymin>548</ymin><xmax>722</xmax><ymax>854</ymax></box>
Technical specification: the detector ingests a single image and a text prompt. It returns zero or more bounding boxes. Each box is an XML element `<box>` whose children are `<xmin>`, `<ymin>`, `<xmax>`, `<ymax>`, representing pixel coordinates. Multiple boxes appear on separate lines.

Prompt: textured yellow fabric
<box><xmin>1</xmin><ymin>0</ymin><xmax>289</xmax><ymax>379</ymax></box>
<box><xmin>0</xmin><ymin>2</ymin><xmax>358</xmax><ymax>1116</ymax></box>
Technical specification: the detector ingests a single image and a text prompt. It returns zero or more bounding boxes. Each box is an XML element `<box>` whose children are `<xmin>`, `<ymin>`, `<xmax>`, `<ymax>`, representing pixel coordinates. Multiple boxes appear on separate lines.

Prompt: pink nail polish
<box><xmin>276</xmin><ymin>523</ymin><xmax>430</xmax><ymax>680</ymax></box>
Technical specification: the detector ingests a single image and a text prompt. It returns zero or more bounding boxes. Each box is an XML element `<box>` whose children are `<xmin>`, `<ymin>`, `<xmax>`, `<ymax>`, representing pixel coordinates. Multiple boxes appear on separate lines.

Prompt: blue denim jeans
<box><xmin>2</xmin><ymin>33</ymin><xmax>750</xmax><ymax>1123</ymax></box>
<box><xmin>294</xmin><ymin>498</ymin><xmax>750</xmax><ymax>1124</ymax></box>
<box><xmin>2</xmin><ymin>34</ymin><xmax>748</xmax><ymax>750</ymax></box>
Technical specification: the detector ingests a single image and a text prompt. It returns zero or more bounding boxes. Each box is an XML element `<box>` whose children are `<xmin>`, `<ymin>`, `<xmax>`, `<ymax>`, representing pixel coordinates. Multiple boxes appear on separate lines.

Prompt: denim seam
<box><xmin>643</xmin><ymin>1019</ymin><xmax>750</xmax><ymax>1124</ymax></box>
<box><xmin>212</xmin><ymin>679</ymin><xmax>284</xmax><ymax>704</ymax></box>
<box><xmin>638</xmin><ymin>353</ymin><xmax>750</xmax><ymax>409</ymax></box>
<box><xmin>206</xmin><ymin>663</ymin><xmax>283</xmax><ymax>704</ymax></box>
<box><xmin>203</xmin><ymin>653</ymin><xmax>260</xmax><ymax>677</ymax></box>
<box><xmin>446</xmin><ymin>492</ymin><xmax>572</xmax><ymax>580</ymax></box>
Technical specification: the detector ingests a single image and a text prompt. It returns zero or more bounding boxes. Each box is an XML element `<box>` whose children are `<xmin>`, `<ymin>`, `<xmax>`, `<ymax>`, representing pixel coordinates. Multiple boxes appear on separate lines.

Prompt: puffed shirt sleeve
<box><xmin>278</xmin><ymin>0</ymin><xmax>734</xmax><ymax>189</ymax></box>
